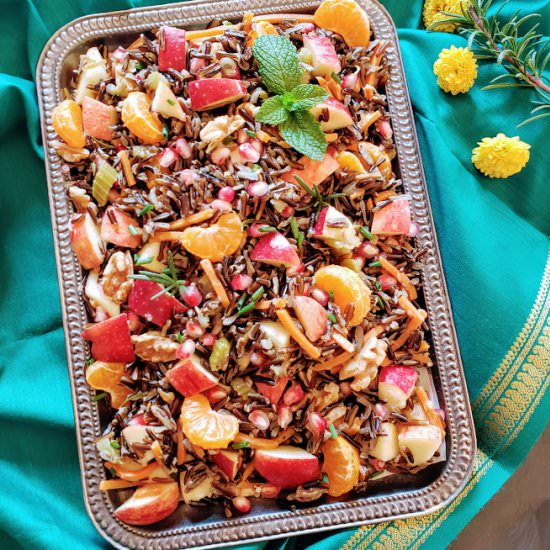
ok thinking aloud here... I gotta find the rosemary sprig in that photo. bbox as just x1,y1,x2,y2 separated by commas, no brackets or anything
294,175,346,212
436,0,550,126
129,250,187,299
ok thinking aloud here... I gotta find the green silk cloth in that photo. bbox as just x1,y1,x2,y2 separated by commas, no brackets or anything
0,0,548,548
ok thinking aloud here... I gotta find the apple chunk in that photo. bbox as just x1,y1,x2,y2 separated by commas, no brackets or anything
371,199,412,236
302,35,341,76
254,446,321,488
82,96,118,141
370,421,399,462
188,78,247,111
114,481,179,526
158,26,187,72
128,279,186,327
398,424,443,466
313,205,361,254
100,206,142,248
82,313,135,363
250,231,301,271
293,296,327,342
379,365,418,410
166,356,218,397
255,376,289,405
281,147,339,189
151,81,186,121
211,450,240,480
310,97,353,131
70,213,105,270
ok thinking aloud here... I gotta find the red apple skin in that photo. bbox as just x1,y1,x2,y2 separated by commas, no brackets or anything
82,96,117,141
256,377,289,405
82,313,135,363
100,207,142,248
281,147,339,189
303,35,341,76
211,450,240,480
70,213,105,270
293,296,327,342
128,279,186,327
158,26,187,72
166,358,218,397
310,97,353,131
254,446,321,488
379,365,418,409
114,481,179,526
250,231,301,270
188,78,247,111
371,199,412,236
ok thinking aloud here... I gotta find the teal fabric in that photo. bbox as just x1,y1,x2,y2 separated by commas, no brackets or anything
0,1,548,549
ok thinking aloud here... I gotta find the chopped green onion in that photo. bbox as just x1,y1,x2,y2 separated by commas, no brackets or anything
110,467,117,476
368,260,382,268
235,301,257,317
222,20,234,26
322,473,329,484
249,286,265,303
251,164,262,172
329,290,335,302
110,440,121,450
86,357,95,367
222,135,234,145
231,441,250,449
290,217,305,247
138,203,154,216
329,423,338,439
360,227,375,241
162,123,169,140
375,280,382,290
370,471,384,479
166,98,176,106
134,254,153,266
258,226,277,233
128,225,140,236
135,62,144,70
328,313,337,324
376,296,384,309
245,129,257,138
175,333,184,343
236,292,248,309
331,71,342,84
92,391,106,402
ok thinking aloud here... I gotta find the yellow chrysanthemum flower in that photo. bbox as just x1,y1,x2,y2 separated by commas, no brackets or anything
472,134,530,179
423,0,469,33
433,45,477,95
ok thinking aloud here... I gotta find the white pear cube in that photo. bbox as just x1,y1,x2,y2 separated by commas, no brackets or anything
398,424,443,466
151,81,186,121
371,422,399,462
259,321,291,352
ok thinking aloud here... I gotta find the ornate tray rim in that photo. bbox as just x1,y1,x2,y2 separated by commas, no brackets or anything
36,1,477,548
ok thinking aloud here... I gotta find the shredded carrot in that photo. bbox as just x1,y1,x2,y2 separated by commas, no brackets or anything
379,256,417,300
99,479,143,491
200,259,230,308
275,309,321,359
106,461,158,482
243,12,254,33
127,36,144,50
234,433,279,450
392,295,427,350
160,209,215,230
359,110,381,132
375,190,397,203
241,461,255,482
365,43,386,87
150,231,185,243
416,387,446,433
252,13,315,24
176,429,186,465
117,150,136,187
275,427,296,444
332,332,355,353
312,350,354,371
186,27,226,41
151,440,164,465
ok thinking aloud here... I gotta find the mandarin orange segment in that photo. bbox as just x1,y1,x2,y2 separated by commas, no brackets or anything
52,100,86,148
322,435,360,496
86,361,131,408
314,0,371,48
181,212,244,262
314,265,371,326
336,151,366,173
360,142,392,181
121,92,164,144
180,394,239,449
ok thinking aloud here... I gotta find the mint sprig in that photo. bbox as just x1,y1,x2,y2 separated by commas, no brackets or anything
253,35,329,160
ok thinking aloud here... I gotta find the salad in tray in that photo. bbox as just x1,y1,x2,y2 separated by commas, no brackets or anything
51,0,446,526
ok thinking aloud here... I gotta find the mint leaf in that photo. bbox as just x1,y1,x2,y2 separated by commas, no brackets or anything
256,95,289,125
252,35,303,95
280,111,327,160
286,84,328,111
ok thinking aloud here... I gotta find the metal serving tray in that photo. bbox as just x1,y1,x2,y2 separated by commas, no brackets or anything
36,1,476,548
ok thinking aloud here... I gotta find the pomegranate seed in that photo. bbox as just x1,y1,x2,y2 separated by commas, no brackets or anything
232,496,251,514
375,118,393,140
249,410,270,431
176,339,196,359
356,242,379,259
180,284,202,307
230,274,253,291
218,186,235,202
342,70,359,91
260,485,280,498
374,403,389,420
210,199,233,212
310,288,329,306
408,222,419,238
249,138,264,156
159,147,178,168
128,413,147,426
239,142,260,163
247,181,269,198
280,205,295,218
249,223,270,238
287,262,305,276
277,404,292,429
173,138,192,159
340,381,352,396
283,384,304,406
204,386,227,403
307,412,328,434
249,351,268,367
370,458,385,472
378,274,397,292
185,320,204,338
178,169,198,186
201,333,216,347
211,146,231,166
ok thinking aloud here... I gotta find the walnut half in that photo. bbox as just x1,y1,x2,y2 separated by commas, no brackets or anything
102,251,134,304
132,332,179,363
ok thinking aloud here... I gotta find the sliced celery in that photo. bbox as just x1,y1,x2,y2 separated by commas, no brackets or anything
92,162,118,206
